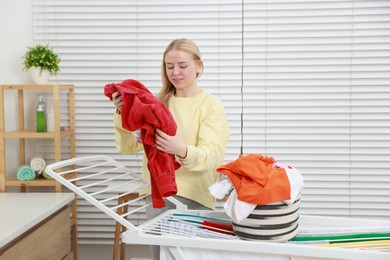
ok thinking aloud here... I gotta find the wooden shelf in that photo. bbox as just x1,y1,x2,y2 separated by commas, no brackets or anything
0,84,78,260
5,178,57,187
1,129,73,138
0,84,76,192
5,172,75,188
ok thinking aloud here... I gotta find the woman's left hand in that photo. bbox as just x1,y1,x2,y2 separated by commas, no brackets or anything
155,129,187,158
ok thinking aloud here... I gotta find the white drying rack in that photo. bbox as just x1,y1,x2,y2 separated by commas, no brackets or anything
45,155,390,260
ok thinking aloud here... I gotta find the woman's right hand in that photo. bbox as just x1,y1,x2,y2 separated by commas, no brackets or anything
112,91,123,110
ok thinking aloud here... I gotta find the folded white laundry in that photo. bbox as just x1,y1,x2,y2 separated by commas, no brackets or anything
224,189,257,223
208,174,233,199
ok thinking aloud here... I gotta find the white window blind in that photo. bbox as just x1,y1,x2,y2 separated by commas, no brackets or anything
32,0,243,244
242,0,390,220
32,0,390,244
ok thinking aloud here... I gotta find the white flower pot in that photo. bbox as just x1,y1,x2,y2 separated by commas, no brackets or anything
30,67,50,85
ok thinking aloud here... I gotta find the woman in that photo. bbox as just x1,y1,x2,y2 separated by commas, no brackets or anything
112,38,230,211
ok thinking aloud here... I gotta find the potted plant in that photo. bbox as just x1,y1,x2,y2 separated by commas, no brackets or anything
23,44,61,84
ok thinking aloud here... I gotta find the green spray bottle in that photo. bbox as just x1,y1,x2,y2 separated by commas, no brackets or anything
36,96,46,132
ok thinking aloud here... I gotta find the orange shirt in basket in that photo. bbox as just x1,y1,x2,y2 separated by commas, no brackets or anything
216,154,291,205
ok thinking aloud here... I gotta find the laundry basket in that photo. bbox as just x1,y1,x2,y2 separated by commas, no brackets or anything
232,196,300,242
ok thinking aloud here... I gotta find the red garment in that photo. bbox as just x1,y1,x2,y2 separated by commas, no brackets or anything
216,154,291,205
202,220,234,236
104,79,180,208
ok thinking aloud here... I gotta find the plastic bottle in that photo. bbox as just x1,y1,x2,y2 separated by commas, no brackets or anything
36,96,46,132
46,104,55,132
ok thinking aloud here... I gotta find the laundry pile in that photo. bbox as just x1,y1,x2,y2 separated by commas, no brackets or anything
210,154,304,242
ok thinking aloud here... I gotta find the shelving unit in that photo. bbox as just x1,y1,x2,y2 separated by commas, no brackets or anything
0,84,78,259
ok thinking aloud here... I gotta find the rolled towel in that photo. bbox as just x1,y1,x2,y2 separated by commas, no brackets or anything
30,156,46,175
17,165,36,181
41,167,53,179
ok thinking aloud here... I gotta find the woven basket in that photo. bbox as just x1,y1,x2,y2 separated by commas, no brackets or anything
232,197,300,242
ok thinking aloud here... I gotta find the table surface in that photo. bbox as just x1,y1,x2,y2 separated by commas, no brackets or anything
0,192,75,248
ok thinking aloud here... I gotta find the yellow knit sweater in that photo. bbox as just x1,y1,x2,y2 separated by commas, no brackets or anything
114,90,230,209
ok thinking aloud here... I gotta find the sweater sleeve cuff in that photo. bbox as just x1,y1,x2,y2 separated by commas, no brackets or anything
178,145,195,165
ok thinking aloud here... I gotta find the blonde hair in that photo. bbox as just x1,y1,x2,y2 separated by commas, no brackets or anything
157,38,203,107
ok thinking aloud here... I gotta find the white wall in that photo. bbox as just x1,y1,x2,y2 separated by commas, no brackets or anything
0,0,32,84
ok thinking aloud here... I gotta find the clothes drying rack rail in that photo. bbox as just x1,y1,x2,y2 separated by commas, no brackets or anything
45,155,390,260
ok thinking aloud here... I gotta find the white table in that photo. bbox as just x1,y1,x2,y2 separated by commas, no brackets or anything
0,192,74,249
